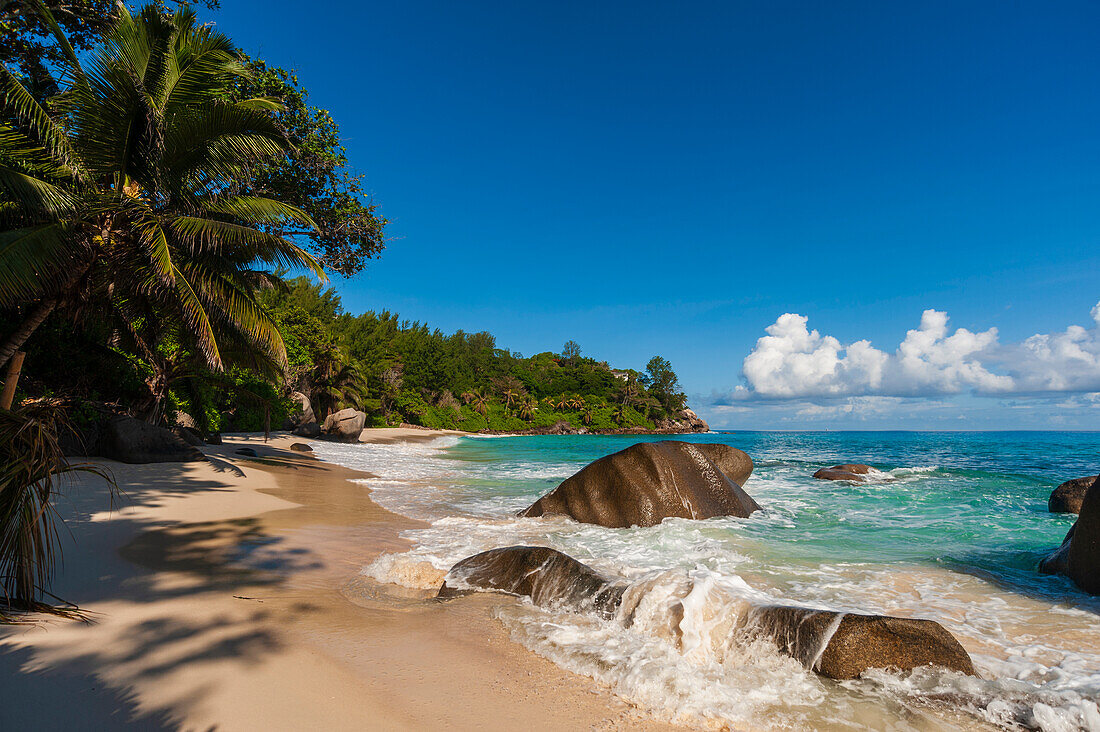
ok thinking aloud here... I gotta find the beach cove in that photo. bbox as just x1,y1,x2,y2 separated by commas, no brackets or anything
0,430,674,731
3,429,1098,730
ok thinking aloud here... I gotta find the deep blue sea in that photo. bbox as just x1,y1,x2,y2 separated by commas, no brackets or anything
312,432,1100,731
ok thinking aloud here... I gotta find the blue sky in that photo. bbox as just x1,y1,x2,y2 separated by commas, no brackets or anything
210,1,1099,429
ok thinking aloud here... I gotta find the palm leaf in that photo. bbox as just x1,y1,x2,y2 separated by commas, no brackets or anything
0,224,81,304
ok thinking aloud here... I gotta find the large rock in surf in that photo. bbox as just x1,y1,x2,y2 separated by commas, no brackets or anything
1040,474,1100,594
438,545,625,619
321,408,366,442
521,441,758,528
749,606,975,680
813,464,875,482
98,415,204,464
1049,475,1098,514
440,546,975,680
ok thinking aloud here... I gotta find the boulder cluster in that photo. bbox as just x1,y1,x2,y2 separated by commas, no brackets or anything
287,393,368,443
439,441,980,681
1041,474,1100,594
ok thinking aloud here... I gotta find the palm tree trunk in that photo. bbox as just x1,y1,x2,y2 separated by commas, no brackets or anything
0,299,57,369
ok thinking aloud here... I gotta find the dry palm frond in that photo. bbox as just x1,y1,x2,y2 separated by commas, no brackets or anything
0,401,115,618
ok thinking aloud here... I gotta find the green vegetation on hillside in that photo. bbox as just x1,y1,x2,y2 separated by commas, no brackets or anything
253,277,690,432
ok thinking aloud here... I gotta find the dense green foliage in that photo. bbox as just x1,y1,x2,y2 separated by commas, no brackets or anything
261,278,689,431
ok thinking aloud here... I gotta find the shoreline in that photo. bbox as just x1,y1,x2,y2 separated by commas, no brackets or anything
0,429,674,730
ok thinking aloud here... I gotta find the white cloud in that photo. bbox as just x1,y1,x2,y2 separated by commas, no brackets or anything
736,302,1100,399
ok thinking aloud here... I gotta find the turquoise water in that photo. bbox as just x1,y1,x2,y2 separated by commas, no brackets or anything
312,432,1100,730
442,432,1094,598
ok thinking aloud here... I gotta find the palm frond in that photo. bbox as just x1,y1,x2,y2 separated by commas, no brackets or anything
0,224,81,304
0,69,85,179
169,215,325,277
0,165,77,215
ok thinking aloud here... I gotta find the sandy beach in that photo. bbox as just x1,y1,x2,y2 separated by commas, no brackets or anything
0,429,674,731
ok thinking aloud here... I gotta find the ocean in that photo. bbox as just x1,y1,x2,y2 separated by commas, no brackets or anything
310,431,1100,731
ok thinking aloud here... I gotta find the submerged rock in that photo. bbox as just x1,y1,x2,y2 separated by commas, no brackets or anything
321,408,366,442
1040,474,1100,594
813,464,875,482
438,546,625,619
520,441,758,528
749,606,975,680
1048,476,1098,514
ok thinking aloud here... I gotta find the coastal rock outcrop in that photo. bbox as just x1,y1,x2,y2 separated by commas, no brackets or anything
1040,473,1100,594
321,408,366,442
749,606,975,680
97,415,204,464
813,464,875,482
438,546,625,619
654,408,710,433
440,546,975,680
283,391,316,431
1048,476,1098,514
293,421,321,438
171,425,204,447
520,441,758,528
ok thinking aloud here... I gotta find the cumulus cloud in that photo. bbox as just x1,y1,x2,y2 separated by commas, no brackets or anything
735,302,1100,399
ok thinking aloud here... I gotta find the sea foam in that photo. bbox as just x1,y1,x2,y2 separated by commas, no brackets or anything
322,433,1100,731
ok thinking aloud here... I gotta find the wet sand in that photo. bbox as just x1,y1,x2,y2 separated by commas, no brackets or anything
0,430,675,731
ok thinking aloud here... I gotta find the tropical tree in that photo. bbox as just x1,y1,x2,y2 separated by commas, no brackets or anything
0,3,324,378
581,406,593,425
468,388,489,421
501,386,519,415
309,345,365,419
645,356,686,413
612,401,629,426
517,395,536,421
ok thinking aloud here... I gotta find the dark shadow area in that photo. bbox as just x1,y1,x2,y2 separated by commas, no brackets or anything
937,552,1100,617
0,643,178,730
0,447,336,729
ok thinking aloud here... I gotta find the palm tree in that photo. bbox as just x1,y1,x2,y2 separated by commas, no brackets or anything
501,387,519,415
612,401,629,425
517,395,536,421
581,406,593,425
309,346,366,420
469,389,490,422
567,395,585,410
0,4,324,374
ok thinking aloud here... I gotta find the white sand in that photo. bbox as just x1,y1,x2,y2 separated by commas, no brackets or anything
0,429,673,731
